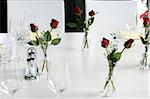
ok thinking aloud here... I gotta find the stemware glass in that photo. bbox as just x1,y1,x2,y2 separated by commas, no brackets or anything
47,59,70,99
0,33,14,61
0,58,23,97
8,10,36,47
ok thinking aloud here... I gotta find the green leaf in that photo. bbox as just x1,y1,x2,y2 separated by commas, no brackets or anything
51,38,61,45
44,31,51,42
28,40,39,46
112,52,121,62
66,22,77,28
75,18,82,30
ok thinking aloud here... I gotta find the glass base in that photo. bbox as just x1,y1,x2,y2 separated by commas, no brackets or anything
82,35,90,51
101,90,116,97
137,64,150,70
101,79,116,97
81,47,90,51
138,53,150,70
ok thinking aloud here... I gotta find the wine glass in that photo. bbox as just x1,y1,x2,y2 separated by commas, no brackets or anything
0,34,14,61
47,59,70,99
8,10,37,47
0,58,23,97
9,19,29,46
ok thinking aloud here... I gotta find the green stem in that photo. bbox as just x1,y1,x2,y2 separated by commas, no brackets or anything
35,32,46,55
79,15,84,28
145,45,148,53
111,79,116,91
83,35,89,49
86,38,89,48
103,66,115,91
105,48,109,56
41,46,48,72
108,67,114,80
41,58,46,72
83,39,86,49
35,32,40,38
121,47,126,54
85,31,88,37
49,28,53,34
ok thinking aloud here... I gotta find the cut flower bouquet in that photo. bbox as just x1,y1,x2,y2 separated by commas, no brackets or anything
139,6,150,69
28,19,61,73
67,6,97,50
101,36,134,96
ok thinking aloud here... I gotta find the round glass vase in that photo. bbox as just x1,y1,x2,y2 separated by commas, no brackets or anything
82,33,90,51
139,45,150,69
102,64,116,97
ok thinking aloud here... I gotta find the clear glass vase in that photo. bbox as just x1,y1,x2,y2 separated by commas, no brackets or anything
82,34,90,51
139,45,150,69
40,45,49,75
41,53,48,73
102,66,116,97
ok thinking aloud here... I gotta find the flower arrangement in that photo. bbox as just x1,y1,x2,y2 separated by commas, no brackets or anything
28,19,61,73
139,6,150,68
101,36,134,96
67,6,97,50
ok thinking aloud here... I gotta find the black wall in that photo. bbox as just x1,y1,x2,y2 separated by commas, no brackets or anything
0,0,7,33
64,0,85,32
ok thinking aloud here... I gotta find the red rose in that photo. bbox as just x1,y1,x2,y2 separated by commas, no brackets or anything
124,39,134,48
50,19,59,29
140,10,150,27
73,6,82,15
88,10,95,16
30,23,38,32
143,17,150,27
101,38,109,48
140,10,148,19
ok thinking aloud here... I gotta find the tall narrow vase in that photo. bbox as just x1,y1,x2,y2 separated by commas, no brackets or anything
82,32,90,51
41,45,48,74
102,63,116,97
139,45,150,69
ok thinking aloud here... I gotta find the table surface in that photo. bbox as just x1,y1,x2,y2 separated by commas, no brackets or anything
0,33,150,99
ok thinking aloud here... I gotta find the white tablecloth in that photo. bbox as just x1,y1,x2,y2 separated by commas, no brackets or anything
0,33,149,99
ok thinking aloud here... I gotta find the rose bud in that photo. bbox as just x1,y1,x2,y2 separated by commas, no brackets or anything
101,38,109,48
30,23,38,32
124,39,134,48
140,10,148,19
89,10,95,16
143,17,150,27
73,6,82,15
50,19,59,29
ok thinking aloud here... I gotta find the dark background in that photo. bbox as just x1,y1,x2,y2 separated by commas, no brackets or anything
0,0,7,33
64,0,85,32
